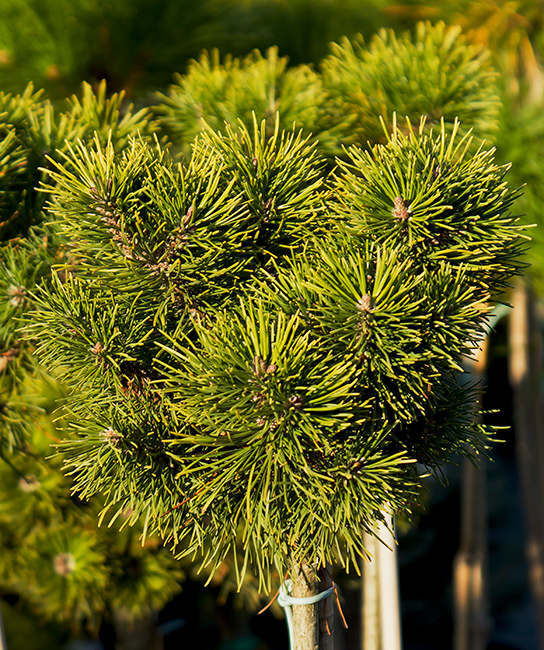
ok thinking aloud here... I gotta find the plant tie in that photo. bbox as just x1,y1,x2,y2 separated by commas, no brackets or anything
278,579,336,649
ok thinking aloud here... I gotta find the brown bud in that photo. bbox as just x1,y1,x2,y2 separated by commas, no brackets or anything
7,284,26,308
392,196,411,221
53,553,76,577
89,342,106,355
357,294,375,313
287,395,304,411
253,355,267,377
183,205,194,227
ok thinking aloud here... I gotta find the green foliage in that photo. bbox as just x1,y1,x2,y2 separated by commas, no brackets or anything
0,80,155,241
0,0,391,99
321,21,501,147
0,16,528,613
0,80,156,453
0,82,183,632
29,115,525,590
41,118,326,311
331,118,524,294
0,384,184,630
495,97,544,292
154,21,501,159
156,48,337,156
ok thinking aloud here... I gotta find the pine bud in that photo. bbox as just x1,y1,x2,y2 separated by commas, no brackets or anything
89,342,107,355
7,284,26,308
253,356,276,378
53,553,76,577
287,395,304,411
182,205,194,227
262,198,273,222
100,427,122,446
392,196,411,221
357,294,375,313
18,475,41,493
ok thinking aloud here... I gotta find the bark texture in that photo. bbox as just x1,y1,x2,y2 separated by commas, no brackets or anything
291,561,321,650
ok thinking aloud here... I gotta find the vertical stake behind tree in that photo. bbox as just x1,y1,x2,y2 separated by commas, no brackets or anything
509,278,544,650
453,336,491,650
361,515,402,650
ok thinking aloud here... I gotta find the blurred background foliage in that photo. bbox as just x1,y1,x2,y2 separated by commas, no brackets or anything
1,1,544,649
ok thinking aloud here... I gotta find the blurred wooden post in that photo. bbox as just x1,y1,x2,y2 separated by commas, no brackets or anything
361,531,379,650
509,278,544,650
453,337,491,650
361,514,402,650
0,602,7,650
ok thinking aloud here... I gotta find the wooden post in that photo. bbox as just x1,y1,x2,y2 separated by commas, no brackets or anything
453,337,491,650
360,533,379,650
0,602,7,650
361,514,402,650
509,278,544,650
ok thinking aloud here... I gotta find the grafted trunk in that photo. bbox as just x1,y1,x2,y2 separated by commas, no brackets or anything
291,562,321,650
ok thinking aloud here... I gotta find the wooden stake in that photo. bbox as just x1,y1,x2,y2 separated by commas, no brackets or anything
361,514,402,650
509,278,544,650
453,336,491,650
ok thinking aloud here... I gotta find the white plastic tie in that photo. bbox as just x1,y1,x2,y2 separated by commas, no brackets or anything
278,579,336,649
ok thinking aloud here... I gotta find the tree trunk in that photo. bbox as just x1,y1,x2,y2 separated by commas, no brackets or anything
453,337,491,650
360,514,402,650
291,562,321,650
509,278,544,650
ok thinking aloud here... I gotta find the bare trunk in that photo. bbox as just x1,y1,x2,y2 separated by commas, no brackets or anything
509,278,544,650
291,561,321,650
453,337,491,650
360,514,402,650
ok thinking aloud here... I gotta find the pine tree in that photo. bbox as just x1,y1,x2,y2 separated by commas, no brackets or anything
2,21,528,649
0,82,184,643
30,126,524,650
